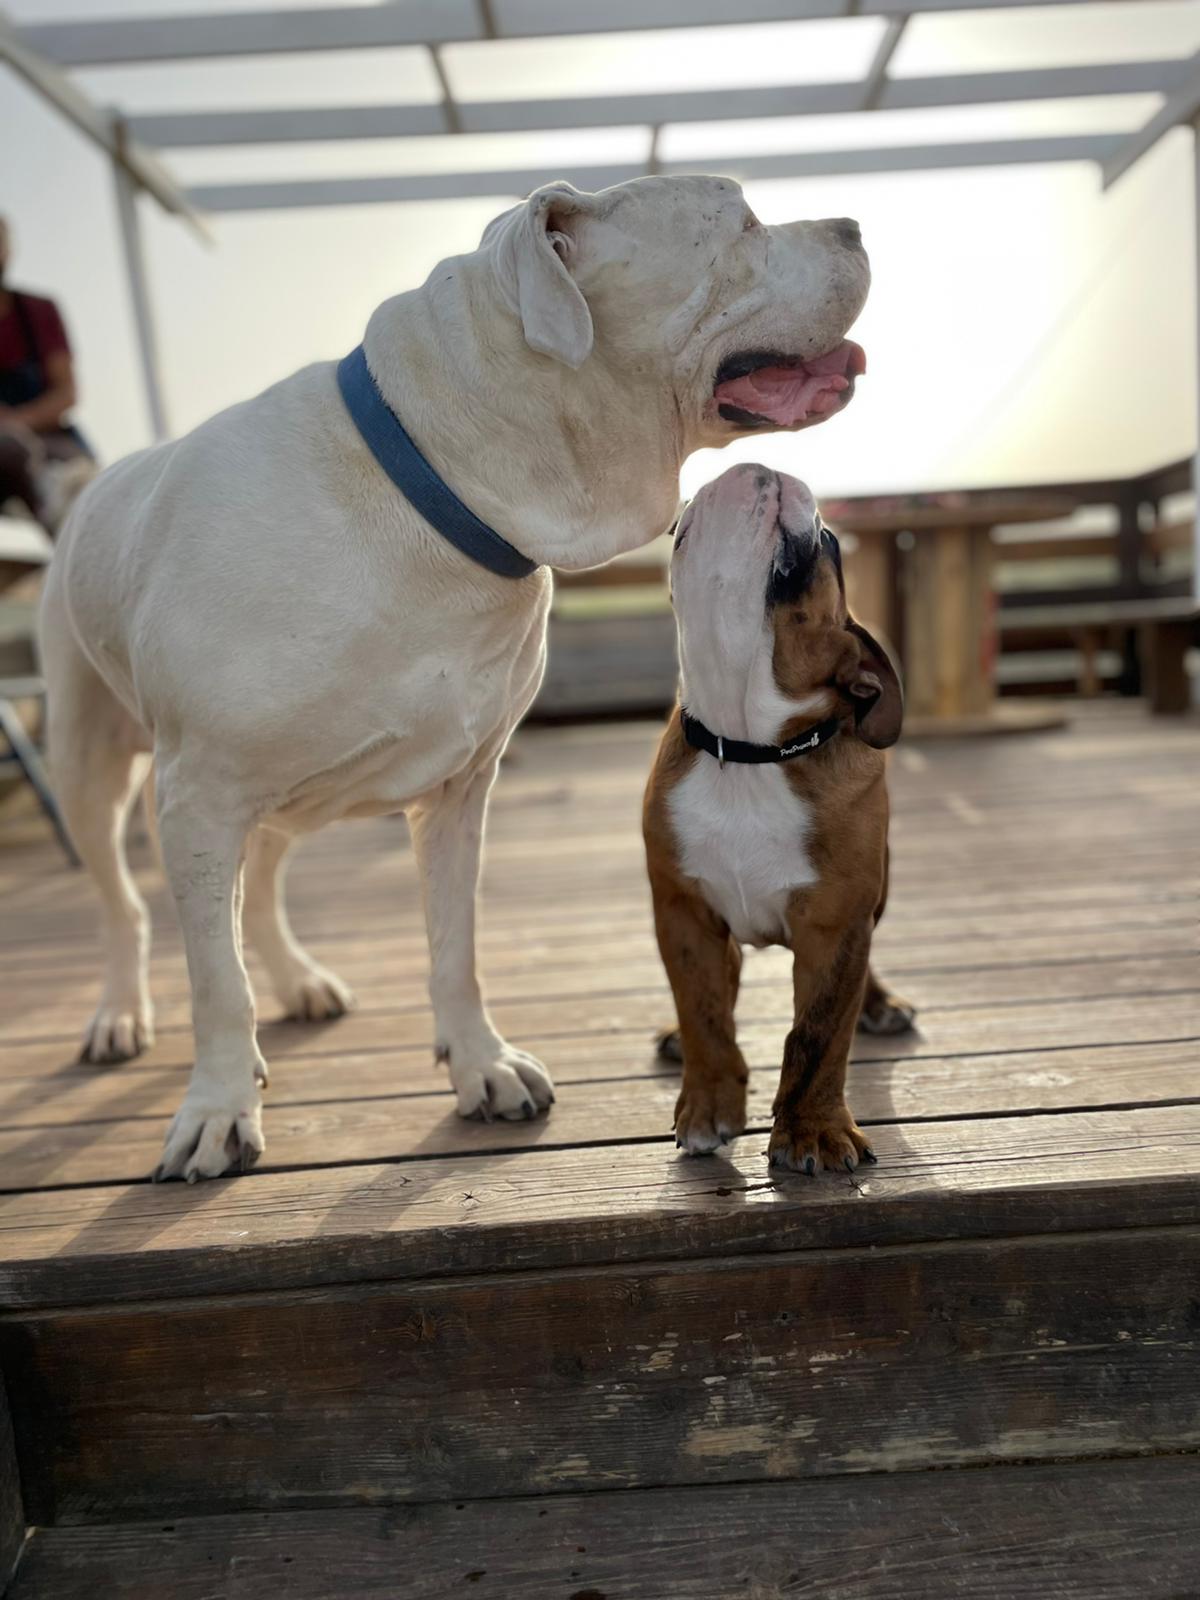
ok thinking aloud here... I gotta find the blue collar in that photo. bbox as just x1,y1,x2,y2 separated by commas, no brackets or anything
336,344,539,580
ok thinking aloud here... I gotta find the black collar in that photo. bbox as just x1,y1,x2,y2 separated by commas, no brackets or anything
681,708,842,767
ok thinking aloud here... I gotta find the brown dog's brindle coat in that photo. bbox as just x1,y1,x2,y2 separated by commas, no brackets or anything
644,529,912,1172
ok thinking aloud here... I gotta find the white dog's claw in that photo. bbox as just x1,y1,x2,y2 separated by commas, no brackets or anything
448,1039,556,1123
283,967,356,1023
80,1006,155,1065
156,1095,265,1182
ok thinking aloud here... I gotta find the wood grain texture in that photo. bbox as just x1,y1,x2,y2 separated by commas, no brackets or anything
2,1035,1198,1192
2,1029,1195,1136
0,1377,23,1596
9,1455,1200,1599
4,989,1196,1093
5,1226,1198,1522
2,1105,1200,1312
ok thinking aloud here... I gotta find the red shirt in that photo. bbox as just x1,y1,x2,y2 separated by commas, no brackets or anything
0,291,70,374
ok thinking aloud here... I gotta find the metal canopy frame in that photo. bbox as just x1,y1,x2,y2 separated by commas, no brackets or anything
3,1,1200,577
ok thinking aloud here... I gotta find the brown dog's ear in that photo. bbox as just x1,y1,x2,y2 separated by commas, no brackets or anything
838,620,903,748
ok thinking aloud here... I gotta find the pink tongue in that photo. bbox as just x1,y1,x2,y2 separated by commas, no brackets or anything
714,340,866,426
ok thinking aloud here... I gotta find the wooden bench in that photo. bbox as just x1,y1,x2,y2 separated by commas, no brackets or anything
1000,595,1199,713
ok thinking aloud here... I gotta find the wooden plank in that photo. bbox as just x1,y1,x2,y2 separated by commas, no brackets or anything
1,1106,1199,1311
0,892,1186,1000
9,1455,1200,1599
0,1377,23,1596
1,924,1193,1036
0,908,1192,1038
3,961,1195,1068
1142,618,1195,714
2,1037,1198,1192
3,831,1188,942
844,530,894,640
1,994,1196,1117
5,1223,1198,1521
0,879,1190,971
1,1033,1194,1142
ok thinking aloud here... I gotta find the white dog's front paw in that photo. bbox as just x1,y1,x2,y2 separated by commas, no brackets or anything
278,962,356,1022
80,1000,155,1065
154,1088,265,1183
441,1037,556,1122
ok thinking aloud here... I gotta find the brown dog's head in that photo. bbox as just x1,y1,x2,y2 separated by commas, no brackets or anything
670,463,902,749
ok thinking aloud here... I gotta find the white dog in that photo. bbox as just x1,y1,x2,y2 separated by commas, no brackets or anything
40,175,869,1181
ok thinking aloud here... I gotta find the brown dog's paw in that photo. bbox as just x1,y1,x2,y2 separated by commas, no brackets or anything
655,1027,683,1063
674,1079,747,1156
768,1103,875,1176
857,979,917,1036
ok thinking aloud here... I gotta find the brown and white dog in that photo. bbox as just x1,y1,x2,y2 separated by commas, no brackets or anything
643,463,915,1173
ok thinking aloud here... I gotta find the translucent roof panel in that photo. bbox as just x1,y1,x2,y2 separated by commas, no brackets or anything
443,18,886,102
7,0,372,18
893,0,1200,76
166,126,651,186
72,48,442,113
661,94,1165,162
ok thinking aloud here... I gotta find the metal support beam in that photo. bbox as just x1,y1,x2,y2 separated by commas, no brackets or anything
428,46,463,136
21,0,1158,68
111,122,170,441
1102,51,1200,190
0,8,207,236
187,134,1121,212
128,61,1190,150
860,13,907,112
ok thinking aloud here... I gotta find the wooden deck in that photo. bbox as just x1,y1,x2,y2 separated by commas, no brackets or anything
1,700,1198,1597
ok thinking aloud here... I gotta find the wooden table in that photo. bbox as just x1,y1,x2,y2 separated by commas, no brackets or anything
828,494,1076,735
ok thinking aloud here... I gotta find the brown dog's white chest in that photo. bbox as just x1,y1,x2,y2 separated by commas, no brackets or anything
666,757,816,947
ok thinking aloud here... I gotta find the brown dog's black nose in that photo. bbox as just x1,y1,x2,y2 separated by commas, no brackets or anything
830,217,863,250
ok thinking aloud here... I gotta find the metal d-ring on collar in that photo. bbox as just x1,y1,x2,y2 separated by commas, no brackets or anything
681,708,843,766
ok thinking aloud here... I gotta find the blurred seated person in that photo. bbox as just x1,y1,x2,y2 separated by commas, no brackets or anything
0,215,94,531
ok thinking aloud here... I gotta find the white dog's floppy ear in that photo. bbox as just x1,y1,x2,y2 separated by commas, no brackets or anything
484,183,595,369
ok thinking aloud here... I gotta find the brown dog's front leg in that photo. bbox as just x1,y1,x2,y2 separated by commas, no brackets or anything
856,843,917,1036
769,908,875,1175
649,873,748,1154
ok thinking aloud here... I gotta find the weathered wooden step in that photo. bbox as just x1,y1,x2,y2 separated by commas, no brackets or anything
8,1455,1200,1599
4,1220,1199,1523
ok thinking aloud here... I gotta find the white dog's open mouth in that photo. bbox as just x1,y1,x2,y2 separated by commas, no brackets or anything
713,340,867,428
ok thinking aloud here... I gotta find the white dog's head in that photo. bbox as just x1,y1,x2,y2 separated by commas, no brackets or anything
482,174,869,450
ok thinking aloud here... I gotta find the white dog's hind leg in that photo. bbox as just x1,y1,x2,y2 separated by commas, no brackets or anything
153,783,266,1180
409,767,555,1121
43,615,155,1064
243,824,355,1021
